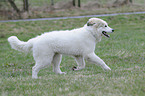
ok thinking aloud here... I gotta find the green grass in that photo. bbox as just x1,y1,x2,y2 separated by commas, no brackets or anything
0,14,145,96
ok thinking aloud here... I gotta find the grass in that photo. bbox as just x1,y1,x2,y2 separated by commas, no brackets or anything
0,14,145,96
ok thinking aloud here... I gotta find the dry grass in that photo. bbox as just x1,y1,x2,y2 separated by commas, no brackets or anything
0,0,145,20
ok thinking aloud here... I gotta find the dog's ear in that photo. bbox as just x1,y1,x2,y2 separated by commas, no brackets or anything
87,21,95,26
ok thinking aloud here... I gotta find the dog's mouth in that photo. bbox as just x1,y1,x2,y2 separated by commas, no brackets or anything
102,31,110,38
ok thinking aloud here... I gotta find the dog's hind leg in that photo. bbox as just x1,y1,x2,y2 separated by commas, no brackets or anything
86,53,111,71
52,54,66,74
73,56,85,71
32,53,54,79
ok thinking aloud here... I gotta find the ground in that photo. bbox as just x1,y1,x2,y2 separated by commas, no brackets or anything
0,14,145,96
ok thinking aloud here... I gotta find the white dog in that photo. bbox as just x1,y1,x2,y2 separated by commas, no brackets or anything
8,18,114,79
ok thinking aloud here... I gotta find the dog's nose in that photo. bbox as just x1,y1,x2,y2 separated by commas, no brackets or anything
112,29,114,32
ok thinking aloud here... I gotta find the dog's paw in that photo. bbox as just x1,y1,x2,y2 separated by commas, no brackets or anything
103,66,111,71
72,66,85,71
72,66,77,71
59,72,66,74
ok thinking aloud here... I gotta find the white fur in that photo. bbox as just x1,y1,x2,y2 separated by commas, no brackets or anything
8,18,114,79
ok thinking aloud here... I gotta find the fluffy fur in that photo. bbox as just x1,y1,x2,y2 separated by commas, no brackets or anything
8,18,114,79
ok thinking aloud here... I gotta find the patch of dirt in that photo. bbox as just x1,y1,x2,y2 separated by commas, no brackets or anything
54,1,75,10
82,1,101,9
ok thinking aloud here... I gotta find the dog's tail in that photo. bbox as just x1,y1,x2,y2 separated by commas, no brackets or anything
8,36,34,53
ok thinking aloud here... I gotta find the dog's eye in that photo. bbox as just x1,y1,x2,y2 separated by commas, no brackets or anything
105,25,107,27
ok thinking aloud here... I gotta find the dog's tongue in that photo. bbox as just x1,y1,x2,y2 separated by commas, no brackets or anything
102,31,110,38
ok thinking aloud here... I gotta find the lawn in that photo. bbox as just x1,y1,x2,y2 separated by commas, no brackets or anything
0,14,145,96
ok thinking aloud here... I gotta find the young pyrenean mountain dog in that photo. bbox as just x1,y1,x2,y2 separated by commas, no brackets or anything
8,18,114,79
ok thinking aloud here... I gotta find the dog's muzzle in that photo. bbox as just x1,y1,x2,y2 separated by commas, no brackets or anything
102,29,114,38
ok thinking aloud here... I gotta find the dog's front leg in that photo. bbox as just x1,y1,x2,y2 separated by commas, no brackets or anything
73,56,85,71
86,53,111,71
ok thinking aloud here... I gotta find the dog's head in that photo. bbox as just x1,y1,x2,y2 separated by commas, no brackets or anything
87,18,114,38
